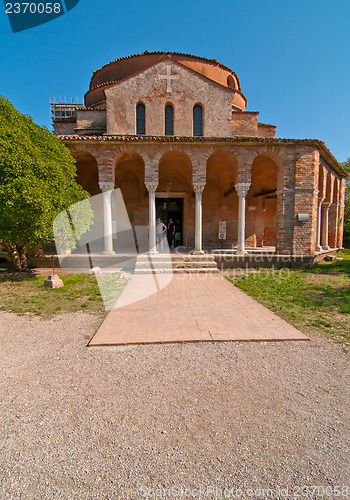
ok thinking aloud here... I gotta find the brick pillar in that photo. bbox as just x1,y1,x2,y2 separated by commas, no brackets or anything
97,154,115,186
337,178,346,249
292,148,319,255
235,150,254,254
275,150,296,255
275,188,295,254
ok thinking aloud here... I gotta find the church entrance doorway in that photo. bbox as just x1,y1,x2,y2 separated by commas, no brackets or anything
156,197,183,246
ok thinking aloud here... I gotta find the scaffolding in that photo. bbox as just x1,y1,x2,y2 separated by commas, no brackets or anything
50,97,83,123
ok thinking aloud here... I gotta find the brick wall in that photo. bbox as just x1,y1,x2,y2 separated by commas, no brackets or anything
104,61,234,137
76,109,106,134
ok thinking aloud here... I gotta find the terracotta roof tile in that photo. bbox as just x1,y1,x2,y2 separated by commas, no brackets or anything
93,51,236,76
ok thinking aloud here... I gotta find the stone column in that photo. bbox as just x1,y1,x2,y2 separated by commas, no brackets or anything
316,197,324,252
236,183,250,255
99,182,115,256
145,182,158,253
193,185,205,254
321,202,331,251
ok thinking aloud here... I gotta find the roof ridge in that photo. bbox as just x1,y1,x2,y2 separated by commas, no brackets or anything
91,51,238,80
86,58,246,102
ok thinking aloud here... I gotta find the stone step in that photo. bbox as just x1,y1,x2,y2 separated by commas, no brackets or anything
172,262,217,268
136,254,216,261
134,267,219,274
135,261,218,269
134,253,219,274
135,260,217,265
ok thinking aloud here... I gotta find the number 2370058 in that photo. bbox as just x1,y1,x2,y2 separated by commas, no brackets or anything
5,3,62,14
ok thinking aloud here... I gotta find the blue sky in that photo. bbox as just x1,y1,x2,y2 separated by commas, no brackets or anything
0,0,349,162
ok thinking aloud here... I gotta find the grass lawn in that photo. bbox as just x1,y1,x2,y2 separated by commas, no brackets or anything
0,269,127,318
227,248,350,352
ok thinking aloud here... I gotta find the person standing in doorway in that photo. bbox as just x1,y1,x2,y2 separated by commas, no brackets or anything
174,219,182,247
156,218,167,251
167,218,175,248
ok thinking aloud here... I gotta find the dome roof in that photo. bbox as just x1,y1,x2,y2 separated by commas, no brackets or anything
85,51,246,110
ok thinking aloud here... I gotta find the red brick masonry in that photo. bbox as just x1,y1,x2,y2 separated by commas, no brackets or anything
89,275,309,346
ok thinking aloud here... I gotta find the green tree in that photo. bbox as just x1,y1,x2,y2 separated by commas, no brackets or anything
342,158,350,243
0,96,92,270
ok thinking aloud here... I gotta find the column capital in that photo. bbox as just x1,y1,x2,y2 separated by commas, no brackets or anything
318,196,325,203
235,183,251,198
193,184,205,195
322,201,332,210
99,182,114,193
145,182,158,193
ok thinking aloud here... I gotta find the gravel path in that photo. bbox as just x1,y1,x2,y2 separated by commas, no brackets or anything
0,311,349,499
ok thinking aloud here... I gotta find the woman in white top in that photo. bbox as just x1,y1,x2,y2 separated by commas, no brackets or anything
156,218,167,251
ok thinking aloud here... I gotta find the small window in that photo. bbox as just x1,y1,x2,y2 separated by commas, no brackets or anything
193,104,203,137
227,75,235,89
136,103,145,135
165,104,174,136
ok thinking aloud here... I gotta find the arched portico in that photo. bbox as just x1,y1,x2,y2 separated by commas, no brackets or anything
321,171,332,250
204,150,238,248
63,138,346,259
247,154,278,248
316,167,325,251
328,178,339,248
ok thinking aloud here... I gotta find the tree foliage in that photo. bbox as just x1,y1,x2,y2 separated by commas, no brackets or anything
0,96,92,269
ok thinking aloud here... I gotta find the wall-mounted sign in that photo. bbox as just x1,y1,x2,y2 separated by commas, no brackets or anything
218,220,226,240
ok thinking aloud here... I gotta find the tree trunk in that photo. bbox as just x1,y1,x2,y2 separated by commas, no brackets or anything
18,246,28,271
0,242,28,271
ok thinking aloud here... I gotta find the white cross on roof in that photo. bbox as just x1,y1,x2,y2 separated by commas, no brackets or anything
159,65,180,93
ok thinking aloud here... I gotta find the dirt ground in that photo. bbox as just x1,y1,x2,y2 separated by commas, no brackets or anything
0,311,349,499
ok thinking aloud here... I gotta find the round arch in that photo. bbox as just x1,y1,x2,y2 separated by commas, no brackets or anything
247,153,279,247
71,149,100,196
318,167,325,198
158,150,192,192
204,150,238,247
324,171,332,202
114,150,146,224
333,177,339,203
157,150,193,246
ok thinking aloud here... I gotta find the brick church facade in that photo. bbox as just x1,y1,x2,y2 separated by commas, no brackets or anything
53,51,347,256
